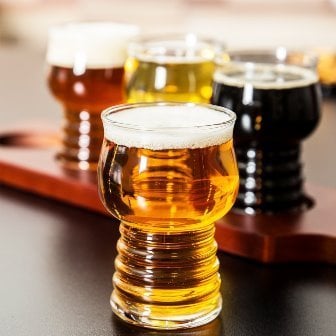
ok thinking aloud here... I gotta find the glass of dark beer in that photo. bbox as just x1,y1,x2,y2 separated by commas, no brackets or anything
125,34,225,103
46,22,139,170
211,49,321,214
98,102,239,329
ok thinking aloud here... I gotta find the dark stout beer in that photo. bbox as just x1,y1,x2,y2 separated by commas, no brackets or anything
212,63,321,213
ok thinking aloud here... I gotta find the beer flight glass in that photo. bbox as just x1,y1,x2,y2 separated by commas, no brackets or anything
211,49,321,214
98,102,239,329
46,22,139,170
125,34,225,103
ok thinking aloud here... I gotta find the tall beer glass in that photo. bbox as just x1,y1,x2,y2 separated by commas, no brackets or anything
46,22,139,170
211,50,321,214
98,102,238,329
125,34,224,103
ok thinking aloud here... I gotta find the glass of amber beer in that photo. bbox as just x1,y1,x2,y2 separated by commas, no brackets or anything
125,34,224,103
98,102,239,329
46,22,139,170
211,50,321,214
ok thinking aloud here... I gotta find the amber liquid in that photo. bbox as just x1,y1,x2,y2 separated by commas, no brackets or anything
318,52,336,86
98,139,239,329
317,52,336,97
47,66,124,169
125,58,215,103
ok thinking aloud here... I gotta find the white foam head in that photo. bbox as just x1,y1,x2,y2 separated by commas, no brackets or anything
102,103,235,150
214,63,318,89
46,22,139,69
128,34,223,64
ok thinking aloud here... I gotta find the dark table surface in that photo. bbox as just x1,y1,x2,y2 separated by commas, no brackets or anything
1,44,336,336
1,184,336,336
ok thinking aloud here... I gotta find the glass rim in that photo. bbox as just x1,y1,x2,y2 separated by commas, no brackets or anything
213,62,319,89
127,32,226,59
215,46,318,68
101,102,236,132
128,32,225,45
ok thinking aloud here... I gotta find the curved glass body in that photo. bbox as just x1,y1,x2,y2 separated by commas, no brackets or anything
125,34,225,103
98,102,238,329
211,50,321,214
46,22,139,170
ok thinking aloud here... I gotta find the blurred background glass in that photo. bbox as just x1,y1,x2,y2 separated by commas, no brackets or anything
45,22,138,170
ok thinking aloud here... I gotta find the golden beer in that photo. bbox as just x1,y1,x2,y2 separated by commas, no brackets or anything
125,34,224,103
316,49,336,97
98,102,239,329
46,22,139,170
318,52,336,85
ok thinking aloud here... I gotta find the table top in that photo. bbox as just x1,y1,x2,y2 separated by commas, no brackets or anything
1,185,336,336
1,44,336,336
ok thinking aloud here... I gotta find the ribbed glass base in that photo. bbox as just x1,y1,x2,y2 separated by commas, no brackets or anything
110,220,222,330
56,109,103,170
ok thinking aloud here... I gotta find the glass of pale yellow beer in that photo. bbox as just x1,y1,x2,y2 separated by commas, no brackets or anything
125,34,225,103
46,22,139,170
98,102,239,329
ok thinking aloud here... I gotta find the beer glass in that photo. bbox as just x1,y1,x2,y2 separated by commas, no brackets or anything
98,102,238,329
211,49,321,214
125,34,225,103
46,22,139,170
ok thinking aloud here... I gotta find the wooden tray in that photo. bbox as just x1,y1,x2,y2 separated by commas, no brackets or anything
0,130,105,214
1,130,336,264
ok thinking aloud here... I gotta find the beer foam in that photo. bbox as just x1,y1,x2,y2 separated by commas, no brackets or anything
46,22,139,68
103,104,235,150
213,63,318,89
